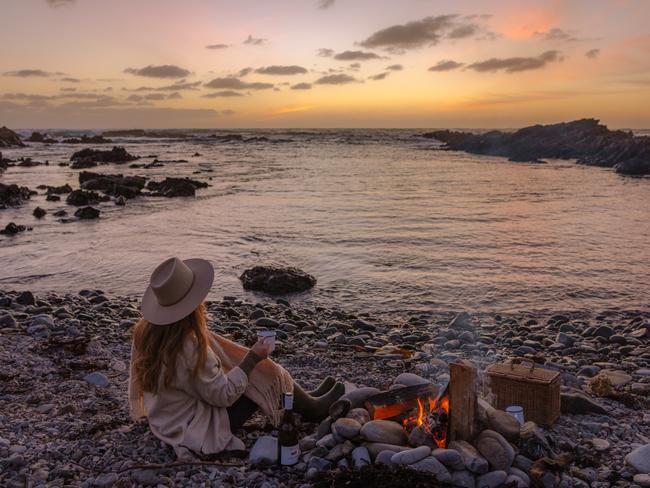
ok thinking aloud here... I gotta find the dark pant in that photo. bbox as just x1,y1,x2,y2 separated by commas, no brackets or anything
227,395,258,431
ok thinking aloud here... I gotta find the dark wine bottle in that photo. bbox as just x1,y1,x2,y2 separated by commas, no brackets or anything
277,392,300,466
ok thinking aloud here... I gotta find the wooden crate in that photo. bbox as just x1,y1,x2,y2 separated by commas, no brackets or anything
486,359,561,427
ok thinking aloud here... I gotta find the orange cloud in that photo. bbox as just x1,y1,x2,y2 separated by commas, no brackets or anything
495,6,559,40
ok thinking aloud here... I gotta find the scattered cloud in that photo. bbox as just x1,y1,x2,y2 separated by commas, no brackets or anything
318,48,335,57
206,44,230,50
333,50,382,61
61,77,81,83
359,15,456,51
534,28,578,42
167,92,182,100
448,24,479,39
130,80,202,92
243,34,267,45
467,50,562,73
144,93,167,101
317,0,335,9
204,77,274,90
585,48,600,59
2,93,54,102
201,91,245,98
238,67,254,77
124,65,191,79
291,82,312,90
369,72,389,81
4,69,52,77
127,94,144,103
314,74,358,85
255,65,308,75
349,63,361,71
428,60,464,72
46,0,75,7
386,64,403,71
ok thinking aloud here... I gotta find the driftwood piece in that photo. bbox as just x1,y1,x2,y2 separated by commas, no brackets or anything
365,383,438,420
449,360,477,442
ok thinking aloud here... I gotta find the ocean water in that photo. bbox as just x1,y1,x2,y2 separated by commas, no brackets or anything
1,129,649,315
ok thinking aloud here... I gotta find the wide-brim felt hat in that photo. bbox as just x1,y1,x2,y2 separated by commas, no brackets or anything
141,257,214,325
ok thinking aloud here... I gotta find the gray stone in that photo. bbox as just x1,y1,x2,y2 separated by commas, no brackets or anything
255,317,279,328
360,420,407,445
332,418,361,439
93,473,118,487
31,314,54,327
477,470,507,488
561,391,608,415
375,450,395,466
351,446,371,469
452,470,476,488
504,474,528,487
432,447,465,469
391,445,431,465
477,430,515,471
317,417,333,439
346,407,370,425
0,314,16,328
299,435,317,452
634,474,650,487
341,387,381,408
363,442,409,460
450,312,473,330
83,372,109,387
410,456,452,483
486,409,520,442
394,373,430,387
249,436,277,467
449,440,489,474
316,433,336,449
626,444,650,474
509,467,530,485
307,456,331,472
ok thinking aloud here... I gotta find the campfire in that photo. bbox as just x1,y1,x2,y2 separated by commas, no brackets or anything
363,382,450,449
402,395,450,449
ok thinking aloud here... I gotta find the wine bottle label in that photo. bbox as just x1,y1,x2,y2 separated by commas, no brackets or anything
280,444,300,465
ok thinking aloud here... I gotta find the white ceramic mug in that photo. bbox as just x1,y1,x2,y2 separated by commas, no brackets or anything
257,330,276,353
506,405,525,425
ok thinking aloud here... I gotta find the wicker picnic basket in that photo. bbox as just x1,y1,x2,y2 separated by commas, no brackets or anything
486,358,561,427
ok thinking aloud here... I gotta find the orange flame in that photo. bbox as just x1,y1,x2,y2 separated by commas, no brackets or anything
401,394,450,449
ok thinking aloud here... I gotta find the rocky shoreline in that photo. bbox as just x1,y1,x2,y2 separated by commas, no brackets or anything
1,289,649,487
424,119,650,176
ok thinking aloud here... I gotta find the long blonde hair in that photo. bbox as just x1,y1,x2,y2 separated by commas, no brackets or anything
131,303,209,393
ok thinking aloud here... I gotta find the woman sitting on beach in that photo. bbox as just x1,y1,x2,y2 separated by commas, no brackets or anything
128,257,344,459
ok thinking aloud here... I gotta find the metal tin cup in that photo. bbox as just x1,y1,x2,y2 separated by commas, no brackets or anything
257,330,276,353
506,405,525,425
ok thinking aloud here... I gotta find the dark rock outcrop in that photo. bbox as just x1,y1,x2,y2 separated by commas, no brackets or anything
79,171,146,199
0,222,28,235
33,207,46,219
424,119,650,176
146,177,208,197
26,132,58,144
0,126,24,147
45,184,73,195
70,146,138,169
66,189,108,206
74,206,100,220
240,265,317,294
0,183,35,208
62,135,112,144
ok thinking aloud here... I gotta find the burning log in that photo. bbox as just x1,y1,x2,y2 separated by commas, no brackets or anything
449,360,478,443
364,383,438,421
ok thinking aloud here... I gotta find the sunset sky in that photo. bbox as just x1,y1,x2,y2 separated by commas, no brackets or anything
1,0,649,129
